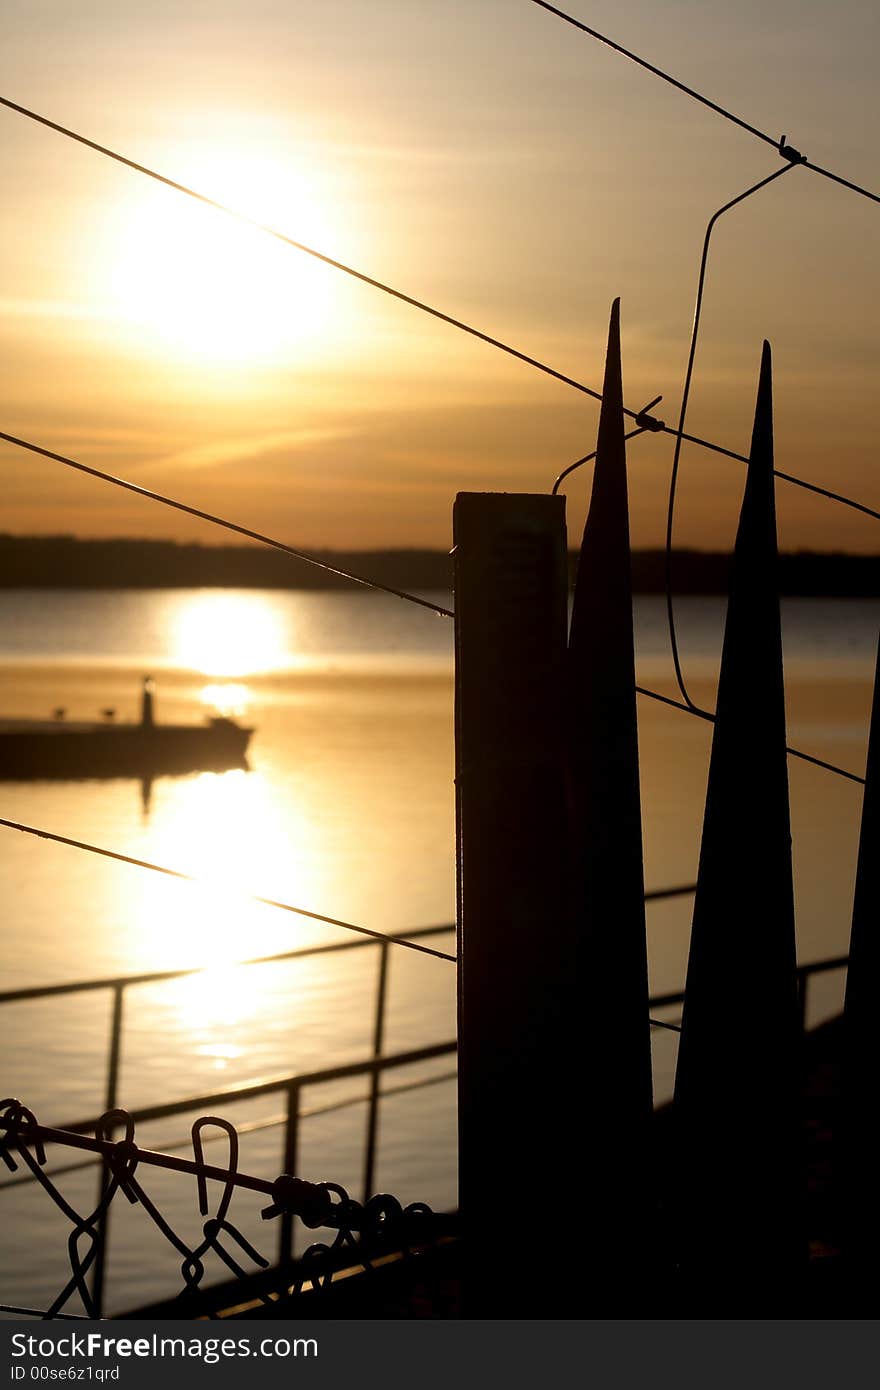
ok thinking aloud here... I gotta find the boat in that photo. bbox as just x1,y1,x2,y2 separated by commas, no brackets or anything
0,677,253,779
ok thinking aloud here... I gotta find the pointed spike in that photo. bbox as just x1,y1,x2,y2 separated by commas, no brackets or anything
567,300,651,1289
570,299,630,638
595,297,624,453
674,342,802,1294
748,340,774,473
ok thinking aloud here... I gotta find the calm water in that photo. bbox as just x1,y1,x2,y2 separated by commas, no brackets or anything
0,588,877,1314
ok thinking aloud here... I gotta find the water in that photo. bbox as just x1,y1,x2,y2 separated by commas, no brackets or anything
0,587,876,1314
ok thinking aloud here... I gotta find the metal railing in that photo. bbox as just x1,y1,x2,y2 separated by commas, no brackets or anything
0,923,456,1314
0,897,851,1313
0,924,454,1150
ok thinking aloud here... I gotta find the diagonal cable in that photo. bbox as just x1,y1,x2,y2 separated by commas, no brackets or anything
527,1,880,206
0,430,453,619
0,816,457,963
0,98,878,524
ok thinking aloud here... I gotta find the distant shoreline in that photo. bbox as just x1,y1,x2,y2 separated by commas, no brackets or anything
1,534,879,596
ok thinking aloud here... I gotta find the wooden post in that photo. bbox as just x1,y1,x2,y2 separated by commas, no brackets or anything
567,299,652,1293
454,492,575,1317
841,632,880,1280
673,343,803,1299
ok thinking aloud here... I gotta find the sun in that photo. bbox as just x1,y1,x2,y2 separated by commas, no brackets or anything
102,141,342,365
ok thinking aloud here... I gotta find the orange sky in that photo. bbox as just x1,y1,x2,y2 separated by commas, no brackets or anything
0,0,878,554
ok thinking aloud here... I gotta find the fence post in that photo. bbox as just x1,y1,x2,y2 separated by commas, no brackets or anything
454,490,575,1317
841,632,880,1279
673,342,803,1299
567,298,652,1291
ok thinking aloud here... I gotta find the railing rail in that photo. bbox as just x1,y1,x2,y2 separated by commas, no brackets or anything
0,892,853,1315
0,923,455,1004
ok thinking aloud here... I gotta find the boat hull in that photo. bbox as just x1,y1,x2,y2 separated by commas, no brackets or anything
0,722,252,779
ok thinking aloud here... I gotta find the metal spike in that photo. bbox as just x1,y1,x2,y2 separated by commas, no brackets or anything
568,299,652,1287
674,342,804,1293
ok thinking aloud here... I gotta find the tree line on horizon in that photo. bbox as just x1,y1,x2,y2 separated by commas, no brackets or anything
0,533,878,596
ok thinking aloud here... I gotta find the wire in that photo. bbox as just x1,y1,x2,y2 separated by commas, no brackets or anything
676,438,880,523
2,92,879,528
0,429,865,786
5,417,876,612
552,424,649,494
0,429,863,784
0,430,453,619
643,883,698,902
666,162,801,712
0,1114,278,1201
0,94,603,412
527,1,880,207
0,929,455,1005
635,684,866,785
0,104,871,789
0,817,457,963
0,1073,461,1194
528,1,779,147
803,156,880,208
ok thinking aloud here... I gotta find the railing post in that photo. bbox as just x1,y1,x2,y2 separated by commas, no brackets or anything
91,982,124,1317
279,1081,301,1265
673,342,803,1299
841,632,880,1278
567,298,652,1292
454,489,575,1317
362,940,389,1203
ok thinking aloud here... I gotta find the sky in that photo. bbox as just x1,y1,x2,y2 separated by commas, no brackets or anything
0,0,877,552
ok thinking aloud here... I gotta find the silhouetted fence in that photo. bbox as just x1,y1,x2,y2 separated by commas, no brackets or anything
0,294,874,1315
453,301,879,1315
1,15,877,1319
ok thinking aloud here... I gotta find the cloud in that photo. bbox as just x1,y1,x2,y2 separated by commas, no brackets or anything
147,428,354,475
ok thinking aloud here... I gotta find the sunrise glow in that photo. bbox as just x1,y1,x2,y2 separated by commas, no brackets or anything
102,142,342,365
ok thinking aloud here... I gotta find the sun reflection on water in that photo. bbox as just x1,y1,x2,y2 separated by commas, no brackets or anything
200,682,251,717
124,760,336,1064
172,592,289,676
